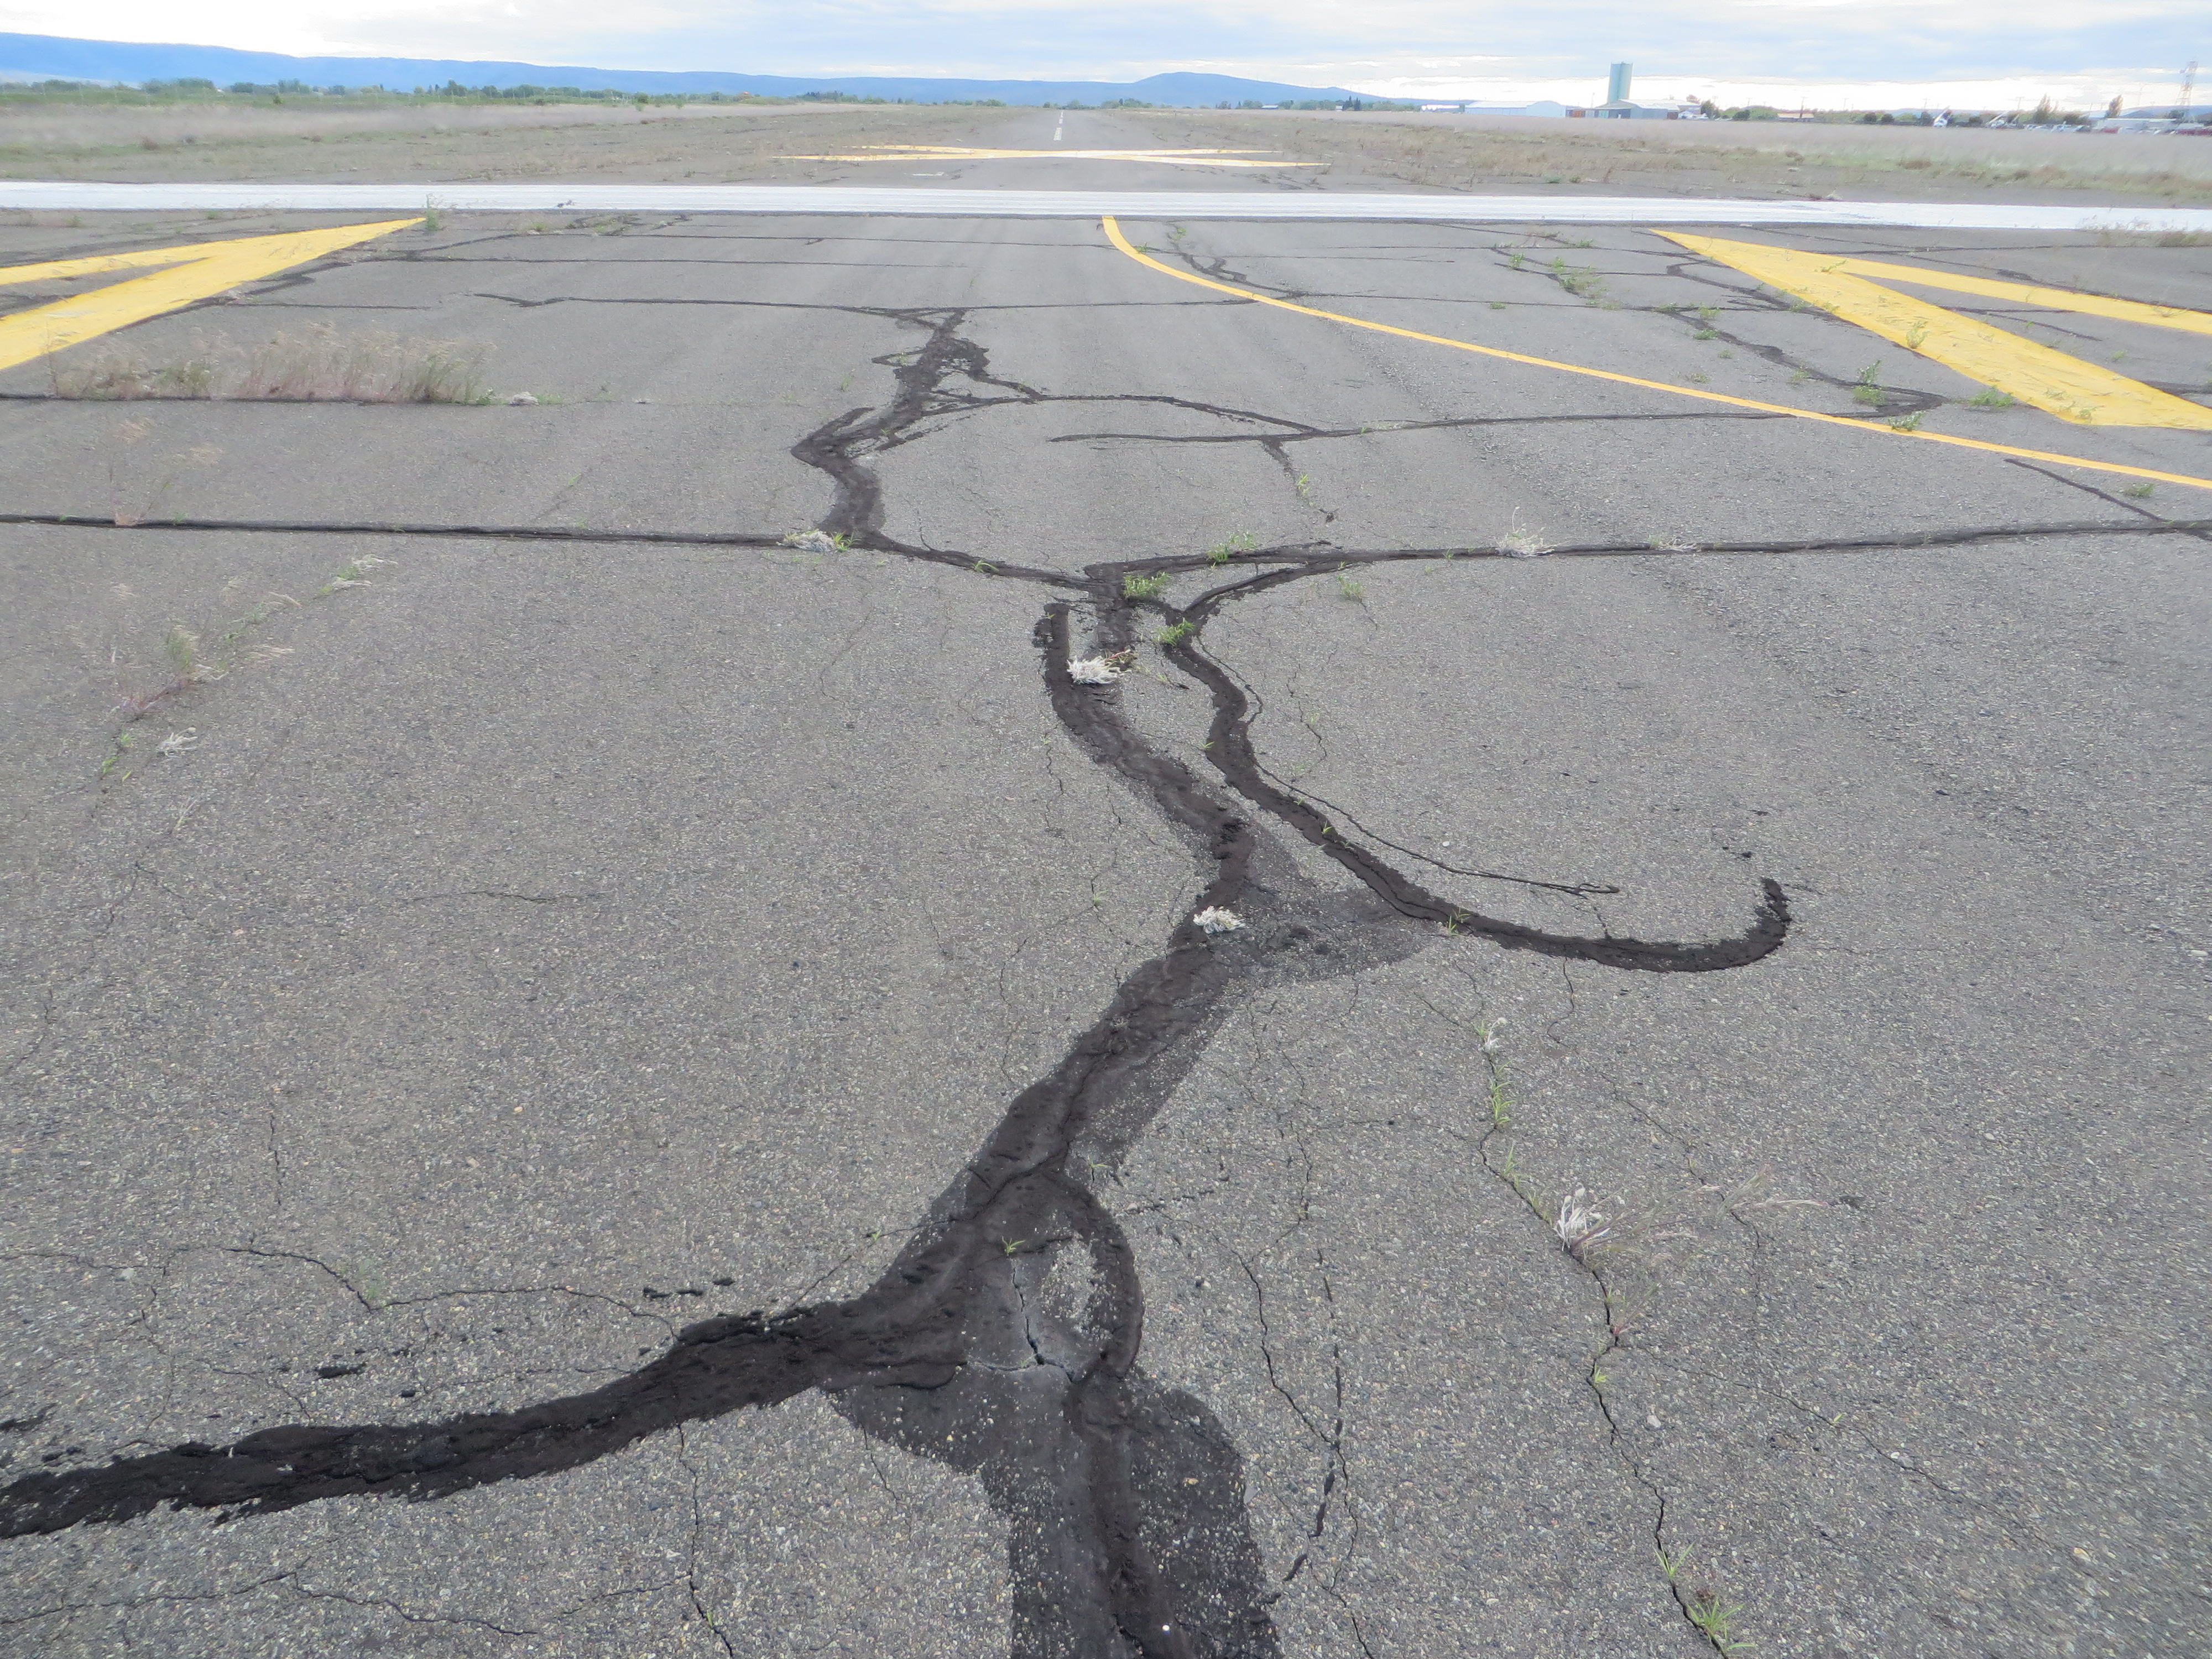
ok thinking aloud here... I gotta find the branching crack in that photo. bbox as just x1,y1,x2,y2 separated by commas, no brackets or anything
19,290,2072,1659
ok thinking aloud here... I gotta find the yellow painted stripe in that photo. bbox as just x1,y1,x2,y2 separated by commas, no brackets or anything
0,241,224,285
1099,215,2212,494
1660,232,2212,429
1825,254,2212,339
0,220,421,374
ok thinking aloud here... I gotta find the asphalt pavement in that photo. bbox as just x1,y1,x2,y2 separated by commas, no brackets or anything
1,112,2206,1659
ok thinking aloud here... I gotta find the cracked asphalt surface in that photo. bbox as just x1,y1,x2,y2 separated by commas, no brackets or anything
2,114,2208,1658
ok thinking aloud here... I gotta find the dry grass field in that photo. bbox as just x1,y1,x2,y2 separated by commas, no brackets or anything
0,100,1012,185
1126,108,2212,206
2,94,2209,208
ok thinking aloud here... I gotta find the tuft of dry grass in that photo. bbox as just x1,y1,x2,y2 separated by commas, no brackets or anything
1496,510,1553,557
2093,225,2212,247
52,323,492,403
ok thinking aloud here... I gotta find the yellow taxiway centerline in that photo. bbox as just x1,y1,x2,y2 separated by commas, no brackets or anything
0,219,422,374
1658,232,2212,429
1098,215,2212,494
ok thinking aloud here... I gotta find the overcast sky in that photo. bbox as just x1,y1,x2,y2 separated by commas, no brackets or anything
1,1,2203,105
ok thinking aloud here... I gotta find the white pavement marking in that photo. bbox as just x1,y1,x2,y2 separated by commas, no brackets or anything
1,181,2208,231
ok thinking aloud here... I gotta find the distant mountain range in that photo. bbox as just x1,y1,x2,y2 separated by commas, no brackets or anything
0,34,1362,107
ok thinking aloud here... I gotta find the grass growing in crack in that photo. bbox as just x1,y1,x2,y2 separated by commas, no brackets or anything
112,627,216,721
98,728,134,780
103,419,224,526
1156,618,1195,646
1475,1021,1510,1126
163,625,203,685
1496,511,1552,559
1495,1143,1548,1215
1692,326,1719,341
1123,571,1172,599
1551,258,1610,304
1475,1028,1550,1216
1903,320,1929,351
1851,361,1885,406
351,1260,390,1311
1554,1188,1617,1259
1479,1016,1774,1657
102,575,335,745
1964,387,2015,410
1333,565,1366,603
1204,531,1259,566
55,324,493,403
1887,411,1923,432
1685,1587,1752,1653
2122,482,2155,498
215,595,297,653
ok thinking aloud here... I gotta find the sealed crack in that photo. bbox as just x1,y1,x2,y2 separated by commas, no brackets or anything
7,302,1818,1657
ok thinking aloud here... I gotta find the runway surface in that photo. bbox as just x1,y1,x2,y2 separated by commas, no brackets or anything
2,114,2206,1659
5,178,2212,232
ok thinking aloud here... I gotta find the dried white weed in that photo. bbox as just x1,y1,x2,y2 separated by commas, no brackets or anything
1068,650,1135,685
1554,1187,1614,1258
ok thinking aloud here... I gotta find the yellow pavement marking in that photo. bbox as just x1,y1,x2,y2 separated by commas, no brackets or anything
0,220,421,374
784,146,1322,168
1099,215,2212,494
1659,232,2212,429
1808,252,2212,338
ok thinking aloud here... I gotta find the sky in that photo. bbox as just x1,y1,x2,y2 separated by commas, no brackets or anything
0,1,2203,108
